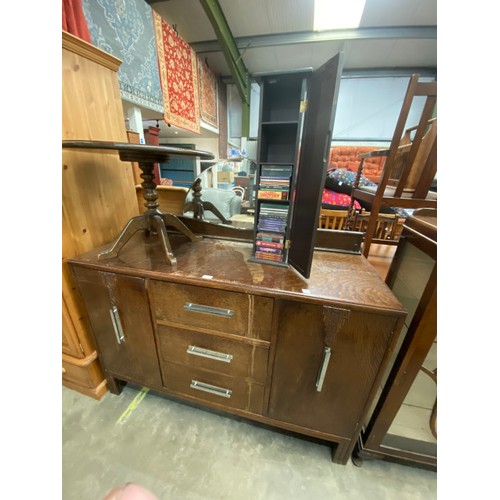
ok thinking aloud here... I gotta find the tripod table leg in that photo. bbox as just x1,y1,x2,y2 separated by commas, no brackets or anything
98,215,149,260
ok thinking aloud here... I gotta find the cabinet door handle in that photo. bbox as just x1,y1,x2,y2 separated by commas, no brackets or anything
187,345,233,363
190,380,232,398
315,347,331,392
184,302,234,318
109,306,125,344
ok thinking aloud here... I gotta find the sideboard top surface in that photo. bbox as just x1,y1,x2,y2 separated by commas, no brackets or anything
69,234,405,315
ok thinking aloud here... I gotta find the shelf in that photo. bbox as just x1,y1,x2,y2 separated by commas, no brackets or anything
259,161,295,166
247,256,289,268
250,72,306,267
261,74,304,122
259,123,299,164
261,120,299,126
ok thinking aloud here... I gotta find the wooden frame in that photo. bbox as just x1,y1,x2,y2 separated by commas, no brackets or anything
354,209,437,470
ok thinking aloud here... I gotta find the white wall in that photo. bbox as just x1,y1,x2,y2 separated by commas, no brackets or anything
160,137,219,176
332,75,435,145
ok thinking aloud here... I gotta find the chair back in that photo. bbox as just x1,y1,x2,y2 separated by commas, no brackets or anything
318,209,348,230
380,75,437,200
232,186,246,198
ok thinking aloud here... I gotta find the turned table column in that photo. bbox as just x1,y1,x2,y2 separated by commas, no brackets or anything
62,140,214,265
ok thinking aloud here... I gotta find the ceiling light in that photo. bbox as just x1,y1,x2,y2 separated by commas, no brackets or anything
313,0,366,31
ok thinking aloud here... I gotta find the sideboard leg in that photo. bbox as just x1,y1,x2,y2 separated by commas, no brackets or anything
331,440,351,465
106,375,122,395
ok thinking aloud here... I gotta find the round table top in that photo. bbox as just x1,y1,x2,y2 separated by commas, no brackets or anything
62,140,215,163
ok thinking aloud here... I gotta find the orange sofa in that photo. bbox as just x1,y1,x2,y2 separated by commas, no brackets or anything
328,146,386,183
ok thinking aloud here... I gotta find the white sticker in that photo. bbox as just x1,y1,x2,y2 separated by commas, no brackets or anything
202,275,213,280
302,289,311,294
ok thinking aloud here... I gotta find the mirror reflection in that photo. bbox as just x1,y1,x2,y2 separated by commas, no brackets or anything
182,159,257,228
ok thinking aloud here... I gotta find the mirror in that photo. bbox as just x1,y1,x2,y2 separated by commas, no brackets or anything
182,160,257,229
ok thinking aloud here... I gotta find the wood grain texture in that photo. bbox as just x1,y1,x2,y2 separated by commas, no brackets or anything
268,300,399,438
150,281,251,337
156,325,269,383
161,362,265,414
62,360,107,400
62,30,121,71
62,30,139,397
69,235,406,465
72,267,163,389
71,234,405,316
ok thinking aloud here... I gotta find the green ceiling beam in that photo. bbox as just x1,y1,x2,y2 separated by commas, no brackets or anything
199,0,250,137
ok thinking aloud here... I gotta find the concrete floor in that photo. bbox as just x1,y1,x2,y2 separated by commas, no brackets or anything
62,385,437,500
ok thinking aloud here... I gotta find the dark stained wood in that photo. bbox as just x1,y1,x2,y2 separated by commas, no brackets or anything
268,301,400,437
314,228,363,254
251,296,274,342
150,281,251,337
177,216,254,241
288,52,344,278
62,140,214,163
178,215,364,256
161,361,265,414
70,233,405,316
69,235,405,466
71,267,163,388
357,208,437,470
156,325,269,383
62,140,214,266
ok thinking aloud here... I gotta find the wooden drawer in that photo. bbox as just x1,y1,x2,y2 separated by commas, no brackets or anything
162,362,265,414
150,281,250,337
157,325,269,384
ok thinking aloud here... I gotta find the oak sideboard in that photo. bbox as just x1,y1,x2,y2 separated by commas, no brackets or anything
69,233,405,464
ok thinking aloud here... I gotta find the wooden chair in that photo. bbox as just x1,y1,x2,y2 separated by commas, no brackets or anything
232,186,246,198
136,184,189,215
352,210,405,242
348,74,437,256
318,208,349,230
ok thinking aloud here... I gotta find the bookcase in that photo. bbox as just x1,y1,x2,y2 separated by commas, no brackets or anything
248,72,308,266
249,53,344,277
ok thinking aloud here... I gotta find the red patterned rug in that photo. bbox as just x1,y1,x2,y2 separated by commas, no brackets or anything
198,58,218,128
153,11,200,134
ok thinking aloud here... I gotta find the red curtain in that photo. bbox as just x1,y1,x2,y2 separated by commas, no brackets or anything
62,0,91,43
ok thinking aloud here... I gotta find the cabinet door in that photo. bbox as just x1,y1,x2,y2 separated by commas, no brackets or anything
72,267,162,388
288,52,344,278
268,300,398,438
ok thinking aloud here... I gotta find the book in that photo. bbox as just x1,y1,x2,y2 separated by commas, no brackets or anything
255,246,282,254
255,251,284,262
256,240,284,249
256,232,284,243
258,190,289,200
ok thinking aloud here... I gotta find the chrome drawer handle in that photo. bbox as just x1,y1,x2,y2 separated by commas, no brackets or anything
109,306,125,344
184,302,234,318
190,380,232,398
315,347,331,392
187,345,233,363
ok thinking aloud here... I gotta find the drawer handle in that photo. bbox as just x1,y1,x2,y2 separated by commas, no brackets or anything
187,345,233,363
315,347,331,392
190,380,232,398
109,306,125,344
184,302,234,318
